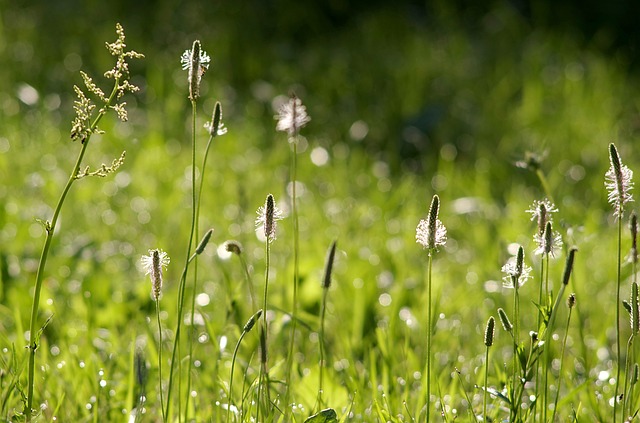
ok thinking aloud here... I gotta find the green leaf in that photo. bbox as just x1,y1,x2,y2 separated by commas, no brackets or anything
304,408,338,423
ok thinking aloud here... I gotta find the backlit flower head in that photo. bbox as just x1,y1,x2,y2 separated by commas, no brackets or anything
255,194,284,243
605,143,634,220
416,195,447,254
502,246,532,289
204,101,227,137
180,40,211,101
533,221,563,257
141,249,170,301
275,94,311,139
526,199,558,237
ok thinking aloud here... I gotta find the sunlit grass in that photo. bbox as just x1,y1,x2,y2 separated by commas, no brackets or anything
2,6,640,421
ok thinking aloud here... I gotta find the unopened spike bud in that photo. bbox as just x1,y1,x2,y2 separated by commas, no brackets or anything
497,308,513,332
562,247,577,285
322,241,337,289
567,293,576,309
516,246,524,278
243,309,263,334
484,316,495,347
196,228,214,255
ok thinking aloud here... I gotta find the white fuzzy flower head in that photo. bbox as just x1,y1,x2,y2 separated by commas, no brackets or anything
141,249,170,301
533,221,563,257
180,41,211,101
526,199,558,236
275,94,311,139
255,194,284,243
605,143,634,220
204,101,227,137
416,194,447,254
502,246,532,289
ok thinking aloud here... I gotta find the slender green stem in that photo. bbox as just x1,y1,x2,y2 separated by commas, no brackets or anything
551,302,572,421
535,169,554,205
165,101,199,423
426,253,433,422
623,336,634,421
238,253,257,311
184,106,216,423
156,299,166,422
615,217,622,423
25,78,121,422
258,239,271,419
285,140,300,418
483,345,490,420
318,287,329,409
228,331,249,423
511,276,520,422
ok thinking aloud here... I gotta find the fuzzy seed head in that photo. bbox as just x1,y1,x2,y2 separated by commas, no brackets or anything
562,247,577,285
484,316,495,347
275,94,311,138
526,199,558,236
534,221,562,257
497,308,513,332
416,195,447,253
141,249,170,301
204,101,228,137
181,40,211,101
256,194,284,243
605,143,634,220
502,246,532,289
225,240,244,256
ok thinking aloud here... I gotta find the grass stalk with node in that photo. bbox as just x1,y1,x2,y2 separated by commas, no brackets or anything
24,24,142,422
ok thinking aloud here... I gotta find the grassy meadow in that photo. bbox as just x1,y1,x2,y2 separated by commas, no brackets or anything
2,3,640,422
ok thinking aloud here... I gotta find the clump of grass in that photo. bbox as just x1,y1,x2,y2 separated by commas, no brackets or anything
415,194,447,421
24,23,143,422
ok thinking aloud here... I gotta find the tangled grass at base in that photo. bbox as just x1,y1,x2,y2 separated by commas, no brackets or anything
2,17,640,423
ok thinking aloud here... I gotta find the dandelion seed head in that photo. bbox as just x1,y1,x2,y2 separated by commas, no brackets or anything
275,94,310,138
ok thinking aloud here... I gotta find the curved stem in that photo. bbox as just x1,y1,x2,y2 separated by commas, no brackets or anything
26,78,121,421
318,287,329,410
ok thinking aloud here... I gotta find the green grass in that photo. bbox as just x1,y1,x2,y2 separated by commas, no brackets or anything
2,4,640,422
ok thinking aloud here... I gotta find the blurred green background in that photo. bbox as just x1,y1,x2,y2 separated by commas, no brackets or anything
1,0,640,419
